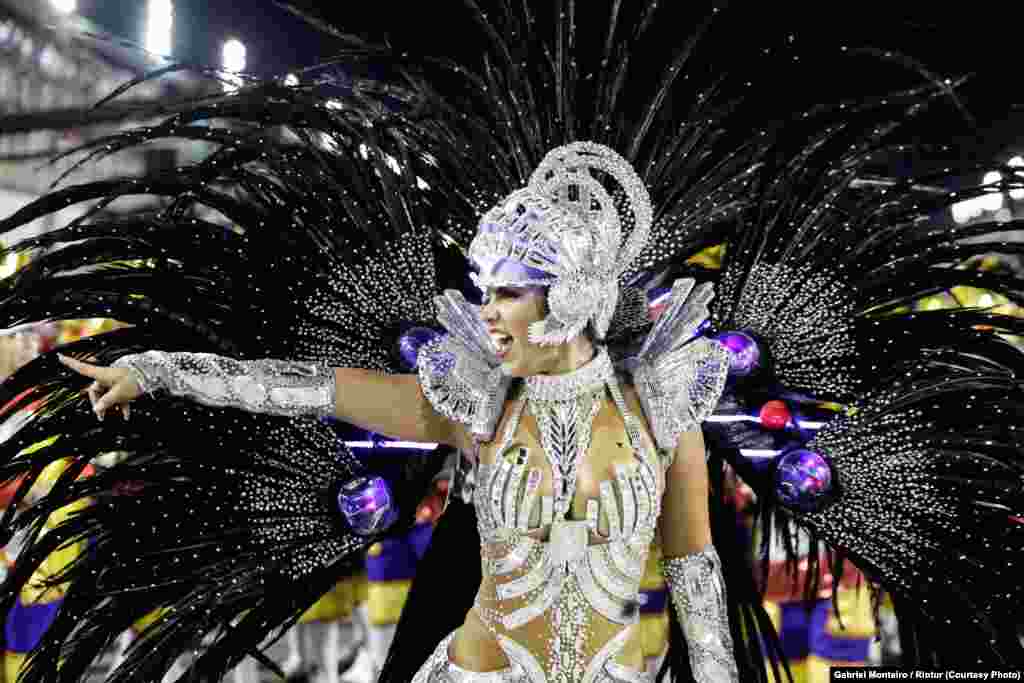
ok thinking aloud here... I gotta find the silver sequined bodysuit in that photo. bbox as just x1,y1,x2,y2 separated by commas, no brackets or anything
414,282,733,683
457,350,660,683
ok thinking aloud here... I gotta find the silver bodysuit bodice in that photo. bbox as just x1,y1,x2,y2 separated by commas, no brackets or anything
458,352,662,683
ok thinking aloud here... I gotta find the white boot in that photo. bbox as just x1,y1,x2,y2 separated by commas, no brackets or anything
107,630,135,674
162,655,190,683
363,622,396,676
335,616,364,679
281,625,305,678
341,648,376,683
232,656,259,683
312,621,341,683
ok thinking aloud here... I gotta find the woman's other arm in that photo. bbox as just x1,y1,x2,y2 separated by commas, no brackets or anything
657,429,739,683
658,431,713,555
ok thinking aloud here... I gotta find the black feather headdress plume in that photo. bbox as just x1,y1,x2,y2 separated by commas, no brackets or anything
688,62,1024,665
0,76,458,679
795,356,1024,665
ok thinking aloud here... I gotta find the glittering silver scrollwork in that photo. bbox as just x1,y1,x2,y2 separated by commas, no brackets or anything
583,629,650,683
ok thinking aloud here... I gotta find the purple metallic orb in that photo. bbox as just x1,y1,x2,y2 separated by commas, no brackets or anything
337,476,399,536
713,331,761,377
775,448,833,513
398,327,442,370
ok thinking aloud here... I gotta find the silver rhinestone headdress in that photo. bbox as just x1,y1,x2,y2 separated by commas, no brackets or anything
468,141,652,346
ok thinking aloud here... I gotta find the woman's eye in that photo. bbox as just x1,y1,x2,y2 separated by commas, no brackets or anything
482,287,523,305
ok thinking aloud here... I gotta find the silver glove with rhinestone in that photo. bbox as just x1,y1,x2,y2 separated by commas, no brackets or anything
661,545,739,683
113,351,336,418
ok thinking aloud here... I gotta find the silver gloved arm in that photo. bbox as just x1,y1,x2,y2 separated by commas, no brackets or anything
661,544,740,683
113,351,336,418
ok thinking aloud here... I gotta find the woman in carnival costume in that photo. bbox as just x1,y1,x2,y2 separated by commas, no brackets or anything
0,2,1023,681
61,140,739,682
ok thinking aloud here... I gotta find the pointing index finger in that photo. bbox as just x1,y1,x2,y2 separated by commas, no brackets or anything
57,354,107,380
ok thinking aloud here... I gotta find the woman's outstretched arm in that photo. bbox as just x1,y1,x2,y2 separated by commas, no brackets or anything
58,354,466,449
332,367,464,446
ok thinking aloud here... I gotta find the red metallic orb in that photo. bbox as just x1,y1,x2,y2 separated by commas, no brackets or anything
759,400,791,430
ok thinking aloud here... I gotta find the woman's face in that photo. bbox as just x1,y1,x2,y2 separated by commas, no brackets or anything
480,285,562,377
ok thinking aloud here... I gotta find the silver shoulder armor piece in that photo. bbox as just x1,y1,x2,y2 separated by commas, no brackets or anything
417,290,511,441
631,278,729,451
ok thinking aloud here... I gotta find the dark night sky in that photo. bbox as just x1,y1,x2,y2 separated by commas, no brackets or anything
70,1,1018,81
74,0,342,75
63,0,1023,159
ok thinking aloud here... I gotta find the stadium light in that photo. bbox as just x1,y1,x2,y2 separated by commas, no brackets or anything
1008,156,1024,201
50,0,76,14
145,0,173,58
980,170,1005,213
222,38,246,91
